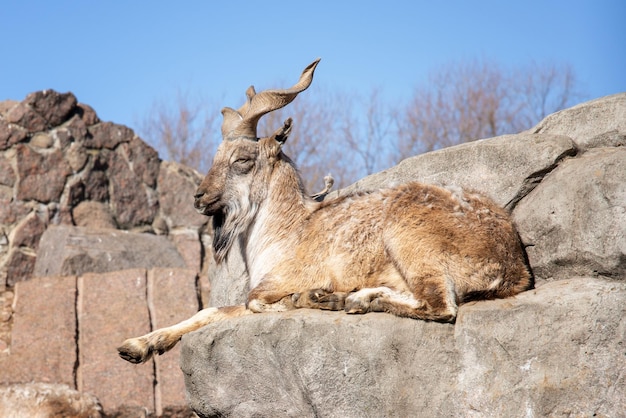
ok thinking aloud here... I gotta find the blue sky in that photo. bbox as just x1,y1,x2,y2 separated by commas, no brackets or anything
1,1,624,132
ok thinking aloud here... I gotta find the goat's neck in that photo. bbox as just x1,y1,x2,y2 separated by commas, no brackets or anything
245,161,314,281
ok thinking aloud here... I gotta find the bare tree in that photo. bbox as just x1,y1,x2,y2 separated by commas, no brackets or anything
138,91,221,174
395,59,583,161
258,86,357,190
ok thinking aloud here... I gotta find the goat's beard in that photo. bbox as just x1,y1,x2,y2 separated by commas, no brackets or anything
212,198,258,263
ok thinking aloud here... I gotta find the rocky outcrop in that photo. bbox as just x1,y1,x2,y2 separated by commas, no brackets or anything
184,93,626,417
0,383,102,418
182,278,625,417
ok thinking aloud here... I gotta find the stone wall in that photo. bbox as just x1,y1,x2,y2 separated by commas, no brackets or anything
0,90,211,416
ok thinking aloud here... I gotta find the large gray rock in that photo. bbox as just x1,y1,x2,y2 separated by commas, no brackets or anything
514,147,626,283
181,278,626,417
33,225,186,277
331,133,576,209
530,93,626,151
186,93,626,417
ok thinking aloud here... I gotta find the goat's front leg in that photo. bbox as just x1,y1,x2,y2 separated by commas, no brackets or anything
246,291,297,313
117,305,252,364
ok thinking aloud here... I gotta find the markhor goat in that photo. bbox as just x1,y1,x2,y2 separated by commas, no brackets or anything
118,59,532,364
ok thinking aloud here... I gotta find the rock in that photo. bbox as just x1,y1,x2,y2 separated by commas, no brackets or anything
5,249,36,287
514,147,626,284
169,230,202,272
0,119,28,150
4,102,47,133
0,276,77,386
24,90,78,128
82,154,110,202
149,268,199,415
9,211,47,250
33,225,186,277
531,92,626,151
15,144,71,203
29,132,54,148
125,136,160,188
72,201,117,229
108,149,158,228
0,383,102,418
331,133,577,209
0,101,18,116
78,269,154,414
158,161,208,230
0,156,15,187
86,122,134,150
181,278,626,417
76,103,100,126
59,114,89,147
64,141,89,172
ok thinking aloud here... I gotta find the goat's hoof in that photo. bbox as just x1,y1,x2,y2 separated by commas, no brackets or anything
117,339,152,364
344,299,367,314
315,291,346,310
308,288,329,302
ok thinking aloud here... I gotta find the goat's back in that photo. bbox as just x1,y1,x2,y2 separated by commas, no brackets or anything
273,182,531,299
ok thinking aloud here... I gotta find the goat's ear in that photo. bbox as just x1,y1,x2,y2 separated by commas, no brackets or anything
270,118,293,146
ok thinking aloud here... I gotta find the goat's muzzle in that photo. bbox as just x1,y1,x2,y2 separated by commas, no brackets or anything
194,192,223,216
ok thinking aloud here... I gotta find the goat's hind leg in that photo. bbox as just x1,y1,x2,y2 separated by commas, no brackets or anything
117,305,252,364
292,288,351,311
344,280,458,323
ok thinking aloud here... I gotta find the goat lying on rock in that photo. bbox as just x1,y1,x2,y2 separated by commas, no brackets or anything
118,59,532,364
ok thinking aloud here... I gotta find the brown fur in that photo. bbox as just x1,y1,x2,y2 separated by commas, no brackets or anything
118,59,532,364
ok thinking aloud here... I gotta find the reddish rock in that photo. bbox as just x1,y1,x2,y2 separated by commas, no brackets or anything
10,212,47,250
0,198,29,225
83,153,110,202
65,141,89,172
29,132,53,148
72,201,117,229
0,276,77,385
0,383,103,418
158,161,208,230
5,249,36,286
0,100,18,116
76,103,99,126
0,157,15,187
108,150,157,228
125,136,160,188
15,144,71,202
24,90,77,128
170,231,202,272
149,268,199,413
86,122,134,149
0,120,28,150
4,103,47,132
65,114,88,141
78,269,154,414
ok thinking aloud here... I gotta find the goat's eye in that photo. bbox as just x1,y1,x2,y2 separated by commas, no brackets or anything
232,157,254,173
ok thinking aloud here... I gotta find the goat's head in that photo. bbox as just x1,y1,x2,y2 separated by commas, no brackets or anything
194,59,320,218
